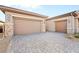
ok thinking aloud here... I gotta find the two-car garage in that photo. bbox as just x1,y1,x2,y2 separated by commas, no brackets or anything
14,17,42,35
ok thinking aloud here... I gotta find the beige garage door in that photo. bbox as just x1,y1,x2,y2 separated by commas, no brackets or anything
55,20,67,33
14,17,41,35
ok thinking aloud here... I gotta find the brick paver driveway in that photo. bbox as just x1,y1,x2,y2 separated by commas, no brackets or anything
7,32,79,53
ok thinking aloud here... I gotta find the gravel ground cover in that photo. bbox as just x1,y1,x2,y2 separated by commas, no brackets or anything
0,33,3,39
7,32,79,53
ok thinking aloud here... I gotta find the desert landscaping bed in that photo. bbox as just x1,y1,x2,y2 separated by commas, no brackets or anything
0,33,3,39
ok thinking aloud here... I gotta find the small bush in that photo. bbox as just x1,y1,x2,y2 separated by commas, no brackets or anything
74,33,79,38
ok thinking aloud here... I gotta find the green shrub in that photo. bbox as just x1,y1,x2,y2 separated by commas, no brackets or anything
74,33,79,38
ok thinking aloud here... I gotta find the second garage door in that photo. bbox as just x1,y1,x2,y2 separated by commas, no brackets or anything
14,17,42,35
55,20,67,33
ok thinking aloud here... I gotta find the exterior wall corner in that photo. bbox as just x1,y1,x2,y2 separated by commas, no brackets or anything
4,12,14,38
67,16,75,34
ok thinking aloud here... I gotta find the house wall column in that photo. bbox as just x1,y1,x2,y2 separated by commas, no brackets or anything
0,10,14,52
4,12,14,38
75,18,79,33
67,16,75,34
41,20,46,32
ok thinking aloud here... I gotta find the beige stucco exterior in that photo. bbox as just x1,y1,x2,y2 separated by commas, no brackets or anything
46,20,55,32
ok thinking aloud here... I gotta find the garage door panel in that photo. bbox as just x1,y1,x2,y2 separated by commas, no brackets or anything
14,17,41,35
55,20,67,33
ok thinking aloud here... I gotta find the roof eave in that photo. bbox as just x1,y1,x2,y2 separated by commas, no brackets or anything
47,11,77,20
0,5,48,18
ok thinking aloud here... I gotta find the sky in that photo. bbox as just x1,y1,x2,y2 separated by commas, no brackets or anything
0,0,79,21
18,5,79,16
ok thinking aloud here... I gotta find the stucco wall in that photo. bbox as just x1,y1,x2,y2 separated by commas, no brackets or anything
46,20,55,32
6,12,45,20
